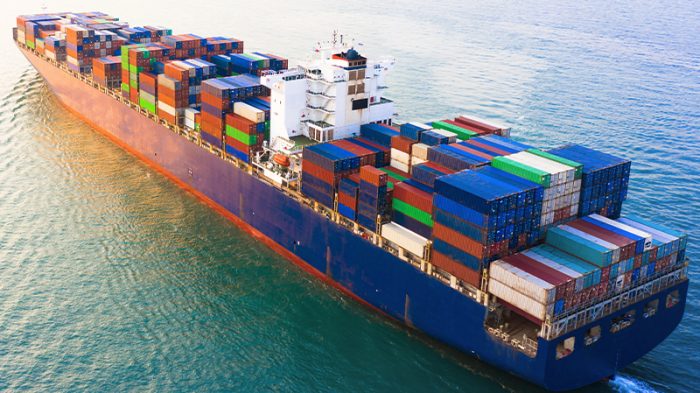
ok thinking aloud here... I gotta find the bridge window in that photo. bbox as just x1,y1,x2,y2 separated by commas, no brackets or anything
584,326,601,346
556,337,575,359
666,290,679,308
644,299,659,318
610,310,636,333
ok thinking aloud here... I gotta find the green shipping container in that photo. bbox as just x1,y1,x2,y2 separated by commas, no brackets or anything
121,83,130,93
380,167,408,182
545,227,613,267
392,199,433,227
492,156,551,187
226,125,257,145
432,121,477,140
139,98,156,114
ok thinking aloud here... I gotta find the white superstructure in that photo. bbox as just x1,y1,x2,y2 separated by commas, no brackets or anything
260,33,396,145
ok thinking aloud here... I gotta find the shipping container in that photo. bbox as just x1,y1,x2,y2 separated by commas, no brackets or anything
381,222,428,257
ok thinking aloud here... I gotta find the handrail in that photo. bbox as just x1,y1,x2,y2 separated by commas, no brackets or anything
541,265,687,340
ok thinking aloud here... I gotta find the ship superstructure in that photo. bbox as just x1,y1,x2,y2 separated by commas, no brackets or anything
261,33,395,145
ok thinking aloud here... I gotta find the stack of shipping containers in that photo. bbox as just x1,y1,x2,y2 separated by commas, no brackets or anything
548,145,631,219
492,149,581,231
301,143,361,208
92,56,121,88
431,168,543,287
66,25,96,73
225,102,266,162
357,166,389,230
488,213,687,323
338,175,361,221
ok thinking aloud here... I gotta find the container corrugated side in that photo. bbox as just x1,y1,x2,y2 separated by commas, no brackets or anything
381,222,428,257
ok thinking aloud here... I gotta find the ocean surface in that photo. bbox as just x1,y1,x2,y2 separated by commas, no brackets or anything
1,0,698,391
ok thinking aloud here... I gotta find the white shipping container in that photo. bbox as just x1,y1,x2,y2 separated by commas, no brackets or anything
507,152,574,185
489,260,556,305
172,60,196,77
523,152,576,184
412,143,429,160
589,214,653,250
381,222,428,257
157,74,180,90
139,91,155,103
184,118,196,129
233,102,265,123
488,278,551,321
431,128,458,142
157,101,176,116
617,217,677,248
185,108,200,121
408,122,432,131
390,148,410,165
411,157,427,167
390,159,410,174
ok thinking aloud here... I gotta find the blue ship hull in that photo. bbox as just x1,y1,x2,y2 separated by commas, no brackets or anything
20,47,688,391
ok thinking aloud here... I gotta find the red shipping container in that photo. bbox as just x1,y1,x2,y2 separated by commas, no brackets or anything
649,246,658,262
158,110,176,124
449,143,494,161
432,250,481,288
433,223,489,260
225,136,254,153
226,113,256,134
303,159,346,186
393,182,432,212
354,137,391,165
567,220,636,260
360,165,387,187
330,140,376,167
455,116,499,133
465,139,511,156
139,72,158,89
338,192,357,209
444,119,487,135
200,120,223,137
423,161,455,175
390,135,415,154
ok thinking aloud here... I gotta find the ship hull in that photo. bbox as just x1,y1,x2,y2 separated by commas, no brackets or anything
20,47,688,391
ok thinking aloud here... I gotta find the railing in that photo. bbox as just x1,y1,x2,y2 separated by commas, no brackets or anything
541,265,687,340
307,104,335,114
306,89,335,99
485,327,538,358
19,41,489,306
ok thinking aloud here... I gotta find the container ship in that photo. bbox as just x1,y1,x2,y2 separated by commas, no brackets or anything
13,11,689,391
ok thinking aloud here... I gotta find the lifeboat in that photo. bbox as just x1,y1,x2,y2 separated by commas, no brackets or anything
273,153,290,167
